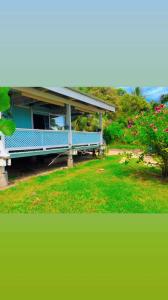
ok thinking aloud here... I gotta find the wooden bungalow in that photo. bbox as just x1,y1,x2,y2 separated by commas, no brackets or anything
0,87,115,187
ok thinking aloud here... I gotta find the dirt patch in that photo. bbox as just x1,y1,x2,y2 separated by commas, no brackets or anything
31,198,42,207
108,148,157,166
96,168,105,173
108,149,142,156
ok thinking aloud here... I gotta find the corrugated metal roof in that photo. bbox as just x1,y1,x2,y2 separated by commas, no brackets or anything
45,87,115,112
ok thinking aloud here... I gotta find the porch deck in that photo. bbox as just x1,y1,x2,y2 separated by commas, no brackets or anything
4,128,102,158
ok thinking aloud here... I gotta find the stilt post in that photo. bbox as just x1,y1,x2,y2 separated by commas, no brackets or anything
0,112,10,187
66,104,73,167
98,112,104,156
99,112,103,145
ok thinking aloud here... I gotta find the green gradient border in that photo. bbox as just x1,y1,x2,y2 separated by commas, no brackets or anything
1,214,168,232
1,215,168,299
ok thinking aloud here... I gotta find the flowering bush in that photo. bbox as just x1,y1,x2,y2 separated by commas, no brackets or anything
129,104,168,177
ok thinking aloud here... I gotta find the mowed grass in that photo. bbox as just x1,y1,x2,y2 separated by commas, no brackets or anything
0,156,168,213
108,142,143,150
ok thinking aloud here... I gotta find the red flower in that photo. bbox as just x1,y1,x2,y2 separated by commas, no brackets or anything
155,107,161,113
127,124,132,128
164,128,168,133
154,104,165,113
155,104,165,113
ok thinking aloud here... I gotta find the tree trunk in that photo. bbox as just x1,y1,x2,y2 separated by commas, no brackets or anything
162,161,168,178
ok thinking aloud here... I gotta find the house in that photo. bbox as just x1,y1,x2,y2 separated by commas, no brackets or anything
0,87,115,187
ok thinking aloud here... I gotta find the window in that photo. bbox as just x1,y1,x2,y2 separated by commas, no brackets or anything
33,113,65,130
50,115,65,130
33,114,49,130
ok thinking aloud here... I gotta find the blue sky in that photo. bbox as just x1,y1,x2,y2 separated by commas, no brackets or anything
122,87,168,101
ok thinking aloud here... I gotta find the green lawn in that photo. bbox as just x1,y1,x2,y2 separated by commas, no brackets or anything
108,142,143,150
0,156,168,213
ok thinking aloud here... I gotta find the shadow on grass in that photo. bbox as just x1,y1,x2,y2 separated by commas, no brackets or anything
7,154,95,184
105,156,168,185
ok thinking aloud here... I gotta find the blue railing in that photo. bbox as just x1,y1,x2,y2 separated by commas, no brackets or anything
5,129,101,151
5,129,69,150
72,131,101,145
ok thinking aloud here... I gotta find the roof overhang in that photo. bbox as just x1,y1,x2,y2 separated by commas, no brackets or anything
46,87,115,112
12,87,115,113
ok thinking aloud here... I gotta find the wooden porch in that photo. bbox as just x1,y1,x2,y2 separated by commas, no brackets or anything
5,128,102,158
0,87,115,187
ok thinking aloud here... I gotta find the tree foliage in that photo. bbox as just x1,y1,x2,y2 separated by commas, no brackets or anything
103,121,124,144
0,87,16,136
133,87,142,97
120,94,150,117
72,113,99,132
160,94,168,105
0,87,10,112
76,87,150,118
75,87,150,145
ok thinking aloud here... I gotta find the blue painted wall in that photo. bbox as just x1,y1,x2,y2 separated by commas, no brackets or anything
12,105,65,129
12,106,32,128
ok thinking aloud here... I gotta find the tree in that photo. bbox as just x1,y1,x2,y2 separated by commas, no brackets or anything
0,87,15,136
75,87,150,122
72,113,99,132
74,87,151,145
121,94,150,117
160,94,168,105
128,104,168,178
133,87,142,97
117,88,126,96
73,87,122,130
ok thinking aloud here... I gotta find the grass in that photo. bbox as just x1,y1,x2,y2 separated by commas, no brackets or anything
108,142,143,150
0,156,168,213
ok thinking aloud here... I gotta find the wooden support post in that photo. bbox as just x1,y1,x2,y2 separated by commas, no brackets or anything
99,112,106,157
99,112,103,145
92,149,97,158
0,112,9,187
66,104,72,146
98,112,104,156
67,150,73,168
66,104,73,167
0,166,8,187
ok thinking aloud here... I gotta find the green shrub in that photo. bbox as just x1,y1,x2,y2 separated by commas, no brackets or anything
123,129,135,144
103,121,124,144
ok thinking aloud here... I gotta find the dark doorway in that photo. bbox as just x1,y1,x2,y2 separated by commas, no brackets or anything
33,114,49,129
